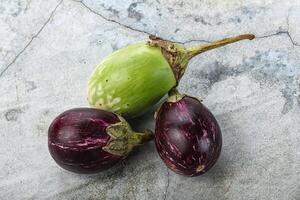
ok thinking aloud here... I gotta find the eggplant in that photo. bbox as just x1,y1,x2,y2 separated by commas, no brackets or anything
154,89,222,176
48,108,152,173
88,34,255,118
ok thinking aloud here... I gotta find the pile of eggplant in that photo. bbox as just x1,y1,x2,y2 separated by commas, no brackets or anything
48,34,254,176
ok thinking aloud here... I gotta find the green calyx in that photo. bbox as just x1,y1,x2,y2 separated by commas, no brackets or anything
167,88,185,102
147,35,190,83
154,88,204,119
167,88,203,103
102,118,153,157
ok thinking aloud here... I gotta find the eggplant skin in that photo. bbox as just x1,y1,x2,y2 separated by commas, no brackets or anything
155,96,222,176
48,108,122,174
88,42,176,118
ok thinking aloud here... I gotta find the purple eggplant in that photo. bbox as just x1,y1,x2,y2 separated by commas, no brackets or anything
154,90,222,176
48,108,152,174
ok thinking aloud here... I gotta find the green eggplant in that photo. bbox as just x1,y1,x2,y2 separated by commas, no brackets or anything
88,34,255,118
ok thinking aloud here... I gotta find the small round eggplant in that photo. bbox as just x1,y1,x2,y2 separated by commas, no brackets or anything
88,34,255,118
154,90,222,176
48,108,152,173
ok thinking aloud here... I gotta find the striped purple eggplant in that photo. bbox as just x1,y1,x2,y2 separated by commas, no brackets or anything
48,108,152,174
154,90,222,176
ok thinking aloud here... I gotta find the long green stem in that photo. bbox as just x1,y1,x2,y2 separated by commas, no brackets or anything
148,34,255,82
187,34,255,59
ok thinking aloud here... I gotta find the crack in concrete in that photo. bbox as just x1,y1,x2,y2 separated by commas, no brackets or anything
0,0,63,79
223,180,233,196
73,0,191,44
74,0,153,36
184,30,300,46
74,0,300,48
1,1,298,80
163,168,170,200
256,31,300,47
256,9,299,47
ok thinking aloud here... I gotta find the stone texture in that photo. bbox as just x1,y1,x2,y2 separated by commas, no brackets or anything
0,0,61,75
0,0,299,199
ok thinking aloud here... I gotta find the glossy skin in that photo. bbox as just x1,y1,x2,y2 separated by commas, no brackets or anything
88,42,176,118
48,108,122,173
155,96,222,176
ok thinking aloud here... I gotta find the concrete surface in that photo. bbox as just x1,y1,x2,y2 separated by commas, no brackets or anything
0,0,299,199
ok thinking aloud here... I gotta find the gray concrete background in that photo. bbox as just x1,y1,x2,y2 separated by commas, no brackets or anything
0,0,299,199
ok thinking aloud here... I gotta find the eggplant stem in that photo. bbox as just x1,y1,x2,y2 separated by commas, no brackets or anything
168,88,180,96
130,129,153,145
167,88,185,102
104,122,153,157
187,34,255,59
